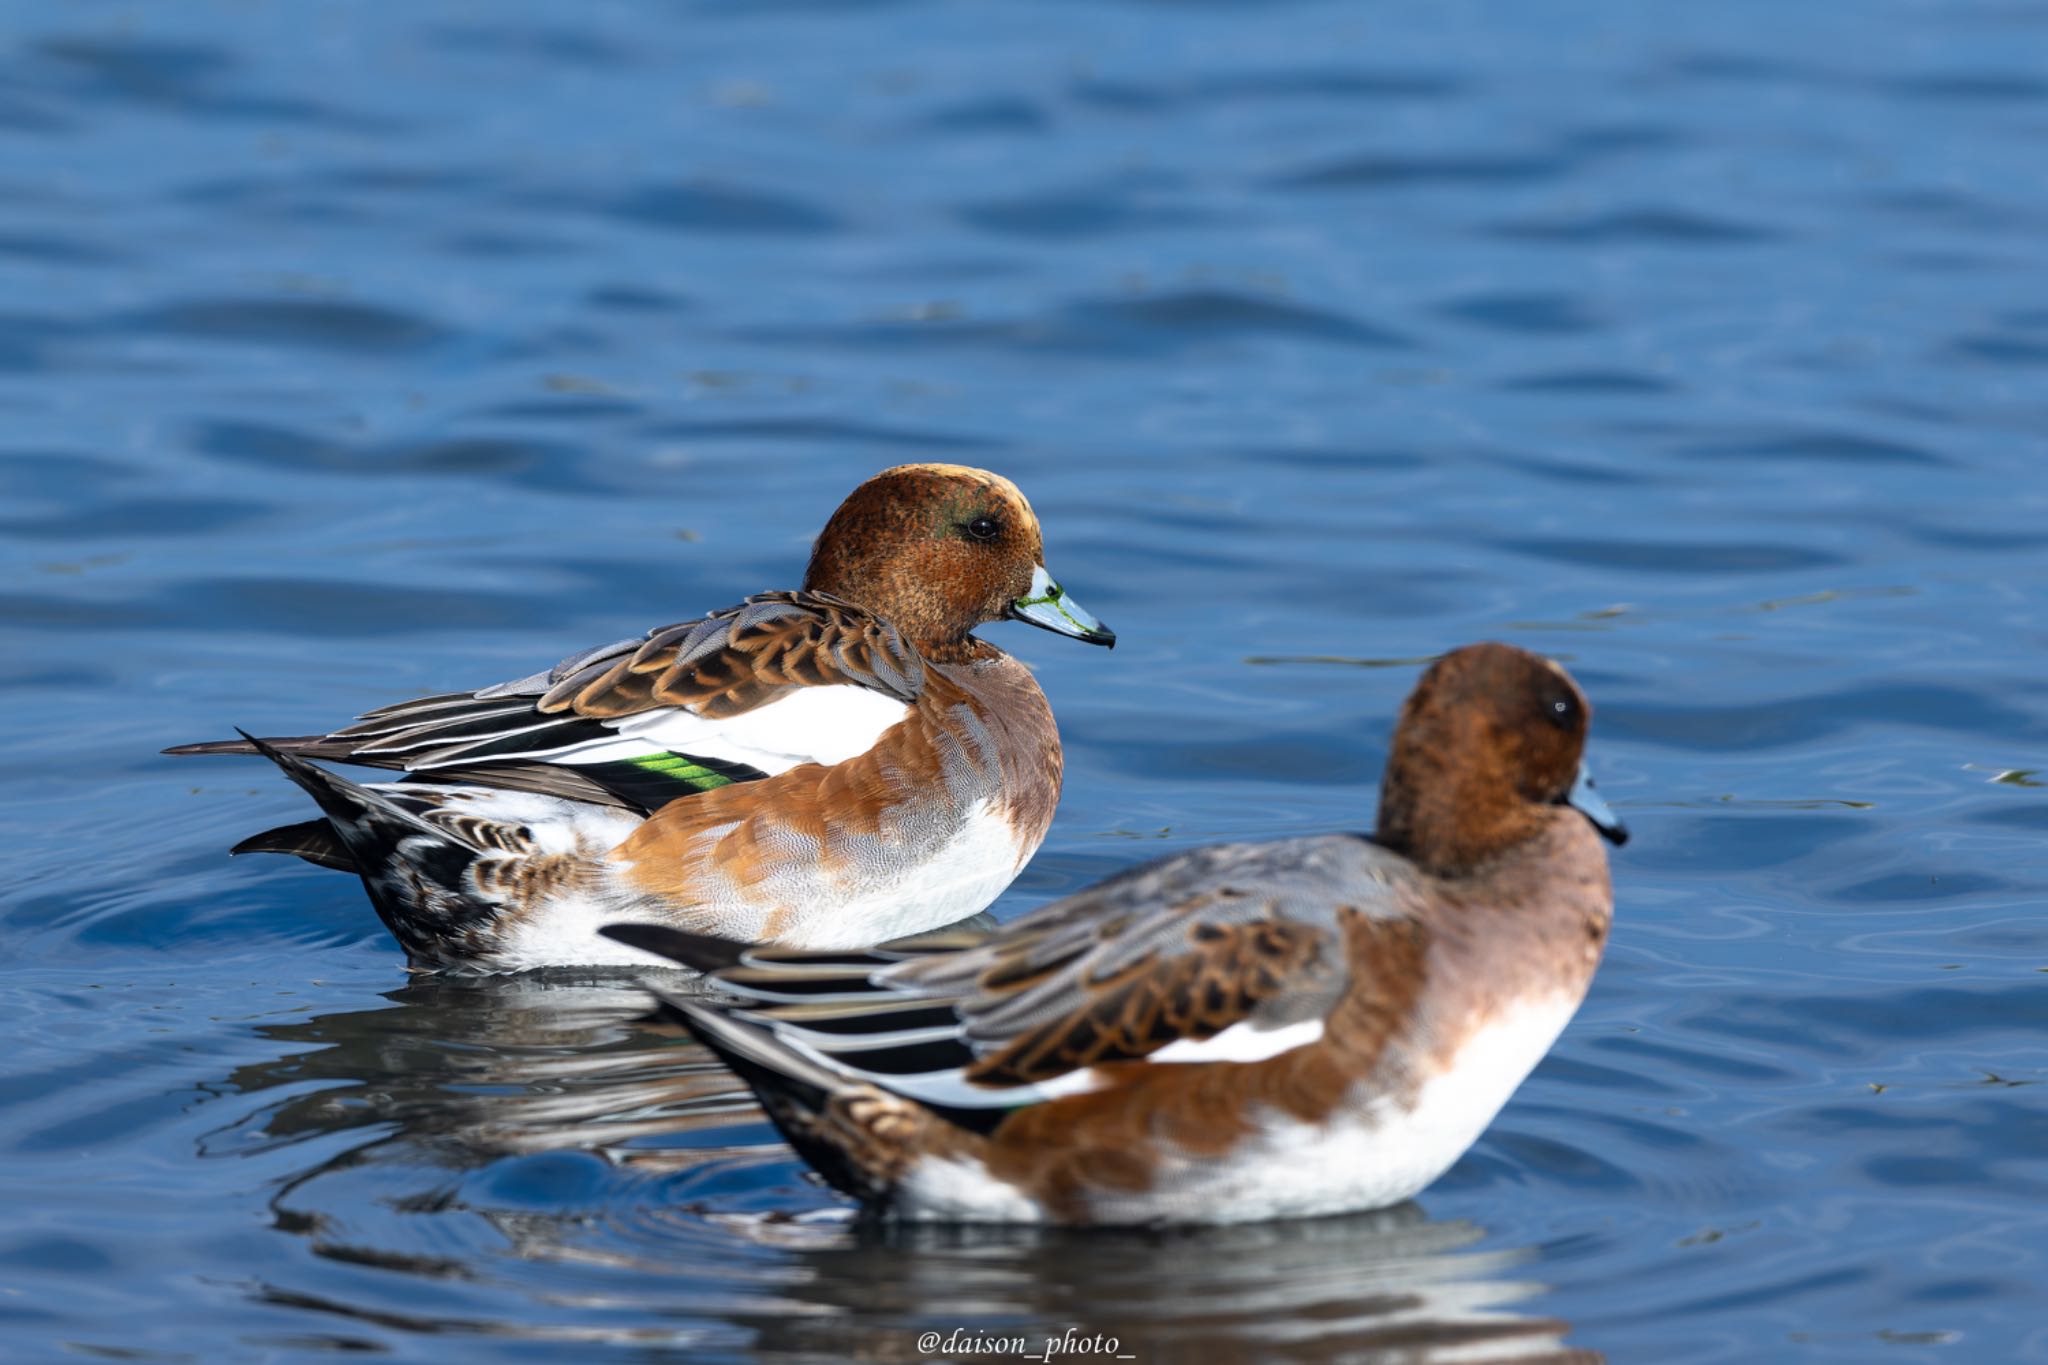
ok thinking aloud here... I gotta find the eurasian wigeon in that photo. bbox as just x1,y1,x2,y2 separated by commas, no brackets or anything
166,464,1114,973
603,642,1628,1225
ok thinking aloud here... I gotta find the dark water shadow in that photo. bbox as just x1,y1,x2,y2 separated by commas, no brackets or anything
27,35,394,130
1275,124,1675,192
126,298,452,354
607,182,843,236
736,288,1412,358
1490,207,1783,246
187,417,619,496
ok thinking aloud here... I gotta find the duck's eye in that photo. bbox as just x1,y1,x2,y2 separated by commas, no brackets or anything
964,516,1001,542
1546,694,1578,729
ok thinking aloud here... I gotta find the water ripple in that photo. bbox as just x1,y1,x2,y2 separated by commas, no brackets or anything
6,2,2048,1360
608,182,843,236
129,299,452,354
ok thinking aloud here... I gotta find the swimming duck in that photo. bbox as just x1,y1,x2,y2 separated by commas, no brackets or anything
166,463,1114,973
605,642,1627,1225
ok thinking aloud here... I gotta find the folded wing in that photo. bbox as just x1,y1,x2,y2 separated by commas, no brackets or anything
167,591,923,815
610,835,1405,1134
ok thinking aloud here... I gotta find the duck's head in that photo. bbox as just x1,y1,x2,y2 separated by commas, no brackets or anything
1375,642,1627,875
803,464,1114,660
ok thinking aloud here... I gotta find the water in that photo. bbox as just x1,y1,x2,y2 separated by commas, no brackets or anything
3,0,2045,1359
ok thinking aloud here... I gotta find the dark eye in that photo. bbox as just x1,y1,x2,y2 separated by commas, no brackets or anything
1546,693,1578,729
965,516,1000,542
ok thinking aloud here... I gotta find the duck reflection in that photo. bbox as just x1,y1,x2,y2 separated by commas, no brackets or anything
211,974,1598,1364
685,1212,1601,1365
210,970,738,1156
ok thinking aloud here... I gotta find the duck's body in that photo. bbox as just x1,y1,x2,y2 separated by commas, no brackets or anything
601,631,1062,955
612,642,1627,1225
169,466,1112,973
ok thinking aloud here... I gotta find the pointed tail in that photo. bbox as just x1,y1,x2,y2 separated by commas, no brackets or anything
231,819,357,872
604,922,903,1207
239,731,494,955
163,734,369,760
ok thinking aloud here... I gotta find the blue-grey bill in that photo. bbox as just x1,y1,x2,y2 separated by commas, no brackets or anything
1567,762,1628,845
1009,564,1115,647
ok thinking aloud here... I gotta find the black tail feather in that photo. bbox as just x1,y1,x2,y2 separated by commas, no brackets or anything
231,819,358,873
236,730,491,954
600,922,750,973
237,729,386,828
162,733,394,763
166,735,652,812
645,984,892,1206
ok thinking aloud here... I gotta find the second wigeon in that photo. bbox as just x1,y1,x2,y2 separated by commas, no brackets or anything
165,464,1114,973
604,642,1628,1225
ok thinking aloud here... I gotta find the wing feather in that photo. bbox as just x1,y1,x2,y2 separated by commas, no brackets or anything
169,592,925,806
633,835,1409,1106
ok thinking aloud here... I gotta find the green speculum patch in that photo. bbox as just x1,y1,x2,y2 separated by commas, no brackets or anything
627,751,740,791
575,751,770,816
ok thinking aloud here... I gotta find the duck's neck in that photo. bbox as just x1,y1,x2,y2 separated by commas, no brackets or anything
918,633,1001,666
1374,733,1548,878
802,558,988,666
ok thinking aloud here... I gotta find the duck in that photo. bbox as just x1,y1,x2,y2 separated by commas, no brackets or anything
166,463,1114,973
603,642,1628,1226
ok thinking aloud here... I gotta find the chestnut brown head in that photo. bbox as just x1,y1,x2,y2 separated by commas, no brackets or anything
1375,642,1626,875
803,464,1113,658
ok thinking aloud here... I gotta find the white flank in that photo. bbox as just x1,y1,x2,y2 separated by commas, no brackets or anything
487,919,702,972
888,996,1581,1224
437,780,1022,971
898,1157,1047,1223
774,797,1030,949
1076,993,1584,1225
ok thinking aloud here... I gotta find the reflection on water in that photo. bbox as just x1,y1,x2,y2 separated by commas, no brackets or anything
213,977,1597,1363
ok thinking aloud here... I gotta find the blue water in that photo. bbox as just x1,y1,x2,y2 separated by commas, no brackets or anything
3,1,2046,1360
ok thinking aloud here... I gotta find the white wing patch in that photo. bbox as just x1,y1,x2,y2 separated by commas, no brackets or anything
834,1019,1323,1120
879,1064,1108,1111
434,686,912,776
1147,1017,1325,1065
606,687,910,773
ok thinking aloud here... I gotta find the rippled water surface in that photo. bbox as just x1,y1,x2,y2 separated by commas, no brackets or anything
4,1,2047,1360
